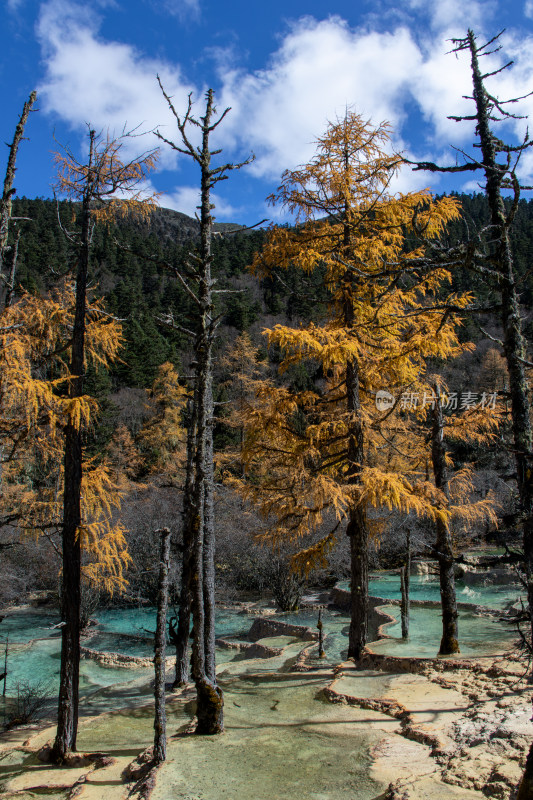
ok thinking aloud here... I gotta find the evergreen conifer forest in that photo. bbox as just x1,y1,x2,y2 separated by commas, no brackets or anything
3,27,533,800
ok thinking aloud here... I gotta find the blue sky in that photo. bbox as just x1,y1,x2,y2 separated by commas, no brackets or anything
3,0,533,225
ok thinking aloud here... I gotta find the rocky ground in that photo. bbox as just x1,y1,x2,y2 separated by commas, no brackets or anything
337,651,531,799
0,618,531,799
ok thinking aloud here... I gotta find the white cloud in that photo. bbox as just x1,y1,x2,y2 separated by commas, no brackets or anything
218,17,423,179
425,0,494,33
379,0,496,36
37,0,199,167
163,185,242,220
525,1,533,19
163,186,199,217
410,42,475,145
35,1,533,210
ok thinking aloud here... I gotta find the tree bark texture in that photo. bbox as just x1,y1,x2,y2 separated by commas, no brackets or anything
431,383,459,655
190,333,223,734
347,502,368,660
188,89,223,734
0,91,36,281
400,530,411,640
4,228,20,309
342,190,370,661
345,346,369,659
517,741,533,800
466,30,533,649
53,131,95,762
0,91,36,310
174,400,196,688
153,527,171,765
202,383,216,684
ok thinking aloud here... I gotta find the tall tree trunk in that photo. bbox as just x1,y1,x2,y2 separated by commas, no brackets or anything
466,28,533,791
52,131,95,762
4,228,20,309
347,502,368,659
203,383,216,683
342,177,369,661
431,382,459,655
466,29,533,649
345,346,368,660
190,335,223,734
190,89,223,734
0,91,36,296
153,527,171,765
400,530,411,640
174,400,196,688
155,83,249,732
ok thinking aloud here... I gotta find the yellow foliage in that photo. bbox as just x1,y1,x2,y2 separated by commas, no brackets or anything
54,132,159,223
0,283,130,592
78,459,132,594
138,362,188,478
106,424,142,480
235,111,496,574
2,131,160,598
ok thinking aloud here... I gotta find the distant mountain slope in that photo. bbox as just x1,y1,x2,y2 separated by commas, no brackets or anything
9,193,533,393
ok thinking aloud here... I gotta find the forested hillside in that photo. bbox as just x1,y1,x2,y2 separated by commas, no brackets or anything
11,198,265,388
12,192,533,388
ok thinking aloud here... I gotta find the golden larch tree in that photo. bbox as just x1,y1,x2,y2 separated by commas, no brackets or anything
50,129,158,761
239,112,476,659
138,361,188,481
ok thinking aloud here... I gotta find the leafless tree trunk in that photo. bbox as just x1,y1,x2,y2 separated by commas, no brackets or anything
0,91,36,310
202,387,216,683
3,229,21,310
412,29,533,650
401,530,411,640
153,527,171,765
431,384,459,655
466,33,533,650
173,400,196,688
156,84,252,734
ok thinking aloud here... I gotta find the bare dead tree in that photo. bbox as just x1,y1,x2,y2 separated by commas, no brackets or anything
410,28,533,653
172,399,196,688
0,91,36,310
400,530,411,640
408,29,533,797
153,527,171,765
155,83,252,734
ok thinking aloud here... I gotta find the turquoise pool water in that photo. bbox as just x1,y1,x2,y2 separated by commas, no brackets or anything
334,571,522,658
371,604,518,657
0,569,522,701
338,573,523,609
